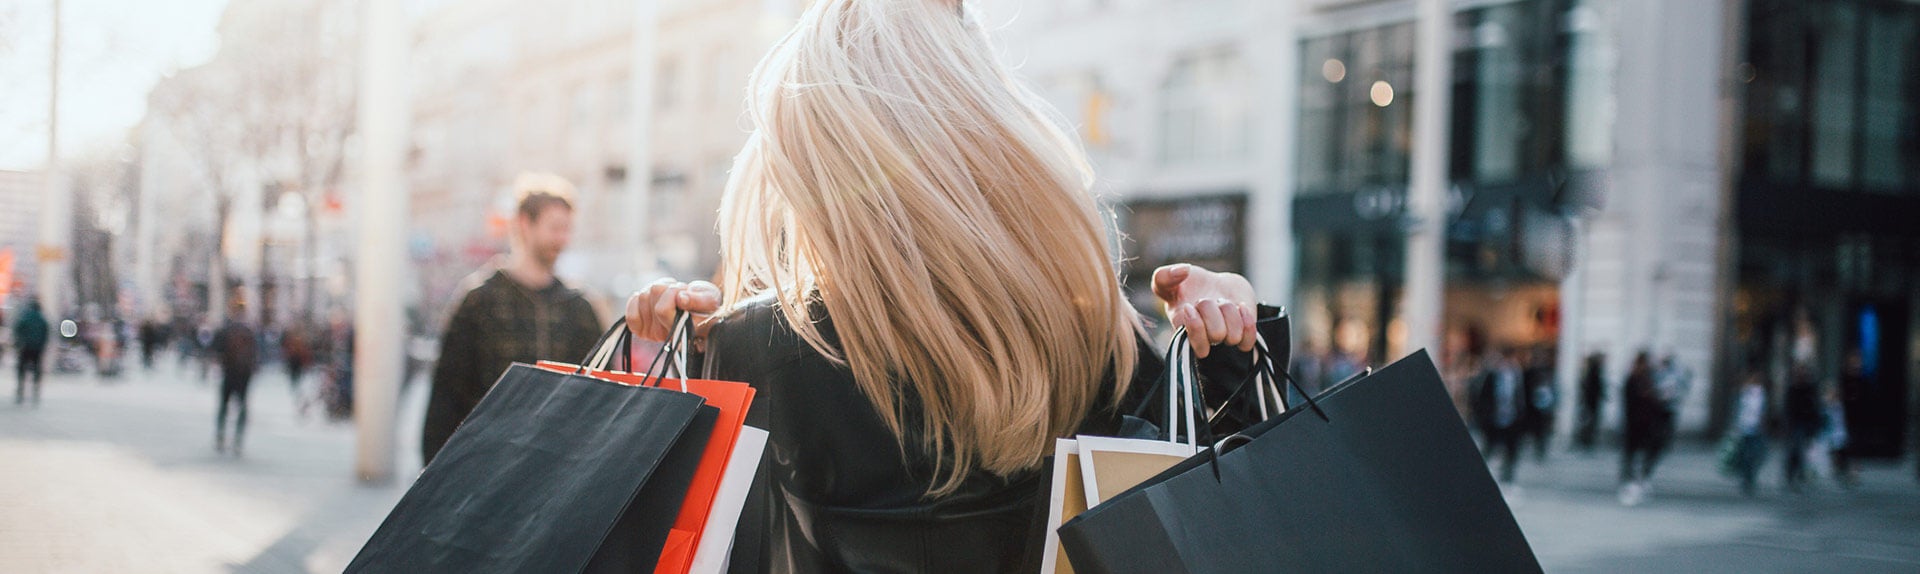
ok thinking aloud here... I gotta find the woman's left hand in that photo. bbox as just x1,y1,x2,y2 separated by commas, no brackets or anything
1152,263,1258,358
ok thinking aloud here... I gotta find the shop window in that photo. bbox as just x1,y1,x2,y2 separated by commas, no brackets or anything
1561,0,1613,170
1810,3,1860,188
1860,9,1916,190
1293,23,1416,195
1742,0,1920,193
1158,47,1249,164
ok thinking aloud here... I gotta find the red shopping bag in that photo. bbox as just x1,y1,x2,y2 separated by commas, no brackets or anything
537,316,756,574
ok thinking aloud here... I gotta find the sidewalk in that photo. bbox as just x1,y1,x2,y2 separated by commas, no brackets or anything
1497,436,1920,572
0,361,428,573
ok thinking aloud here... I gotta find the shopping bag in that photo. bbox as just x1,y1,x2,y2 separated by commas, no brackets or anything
690,425,769,573
1041,328,1287,574
347,359,715,573
1040,439,1089,574
537,316,759,574
1058,350,1540,573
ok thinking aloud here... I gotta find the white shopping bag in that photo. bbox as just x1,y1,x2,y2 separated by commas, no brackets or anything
1041,439,1087,574
689,425,769,574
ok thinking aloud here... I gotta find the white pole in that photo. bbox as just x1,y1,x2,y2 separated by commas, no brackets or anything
36,0,66,317
353,0,410,484
626,0,658,283
1403,0,1453,359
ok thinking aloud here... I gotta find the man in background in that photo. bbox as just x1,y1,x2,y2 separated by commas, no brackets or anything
421,173,603,465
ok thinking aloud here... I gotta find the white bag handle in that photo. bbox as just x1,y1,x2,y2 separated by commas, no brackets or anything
1165,328,1291,450
1165,328,1202,451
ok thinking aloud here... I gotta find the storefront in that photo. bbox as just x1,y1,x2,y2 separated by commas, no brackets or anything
1291,0,1610,396
1730,0,1920,457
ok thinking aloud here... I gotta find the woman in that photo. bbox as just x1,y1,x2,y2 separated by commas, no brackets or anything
624,1,1271,571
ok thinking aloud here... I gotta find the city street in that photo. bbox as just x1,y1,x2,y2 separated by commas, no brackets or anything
3,359,1918,573
0,359,427,573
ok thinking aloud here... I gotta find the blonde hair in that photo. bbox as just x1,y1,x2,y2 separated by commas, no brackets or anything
511,171,577,220
719,0,1139,495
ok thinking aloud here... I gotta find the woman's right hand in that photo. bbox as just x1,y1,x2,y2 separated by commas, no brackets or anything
624,278,723,342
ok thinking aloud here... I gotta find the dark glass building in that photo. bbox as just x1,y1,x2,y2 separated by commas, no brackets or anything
1731,0,1920,457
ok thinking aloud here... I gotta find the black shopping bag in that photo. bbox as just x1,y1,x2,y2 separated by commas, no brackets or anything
1058,350,1540,573
348,363,718,573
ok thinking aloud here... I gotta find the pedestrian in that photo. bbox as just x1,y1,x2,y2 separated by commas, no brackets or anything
195,322,216,382
421,174,603,466
212,299,260,456
1576,352,1604,452
1782,365,1822,492
1729,371,1769,497
1654,354,1692,457
1524,348,1557,463
282,322,312,399
319,310,355,421
1474,347,1528,484
1834,349,1867,487
138,317,165,370
619,2,1269,568
12,298,49,406
1619,351,1663,505
1813,386,1849,487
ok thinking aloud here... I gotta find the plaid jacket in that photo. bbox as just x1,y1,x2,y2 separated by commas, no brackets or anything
422,269,602,464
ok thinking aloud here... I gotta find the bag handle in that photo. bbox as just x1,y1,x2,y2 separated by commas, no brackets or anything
636,312,693,392
571,314,693,393
1122,327,1234,450
574,322,627,376
1205,337,1332,430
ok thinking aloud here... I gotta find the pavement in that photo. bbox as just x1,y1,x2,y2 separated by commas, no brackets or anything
3,356,1919,573
0,358,428,573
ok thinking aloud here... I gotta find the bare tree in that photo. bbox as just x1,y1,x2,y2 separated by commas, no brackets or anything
146,0,360,325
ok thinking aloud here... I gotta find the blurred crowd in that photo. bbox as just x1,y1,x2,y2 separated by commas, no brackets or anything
2,295,376,423
1285,334,1876,504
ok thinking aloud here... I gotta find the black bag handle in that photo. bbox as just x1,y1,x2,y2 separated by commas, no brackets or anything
636,312,693,390
574,322,628,376
1207,339,1329,429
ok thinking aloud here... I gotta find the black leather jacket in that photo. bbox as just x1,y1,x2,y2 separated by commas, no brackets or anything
699,298,1286,573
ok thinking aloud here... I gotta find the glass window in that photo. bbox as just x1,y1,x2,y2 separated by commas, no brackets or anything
571,84,597,130
609,74,631,122
1561,0,1612,169
1466,4,1526,182
1743,0,1811,184
1159,47,1249,164
1448,0,1595,185
1860,8,1916,190
1743,0,1920,192
1810,2,1860,188
1297,37,1342,192
656,57,679,110
1293,22,1416,194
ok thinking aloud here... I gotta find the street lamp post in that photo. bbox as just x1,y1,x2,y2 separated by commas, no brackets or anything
626,0,659,285
353,0,411,484
1403,0,1454,359
36,0,68,318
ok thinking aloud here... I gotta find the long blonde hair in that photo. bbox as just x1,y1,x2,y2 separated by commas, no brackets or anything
718,0,1139,495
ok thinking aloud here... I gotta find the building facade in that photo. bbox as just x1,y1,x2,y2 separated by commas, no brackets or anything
990,0,1919,450
978,0,1299,315
1729,0,1920,458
